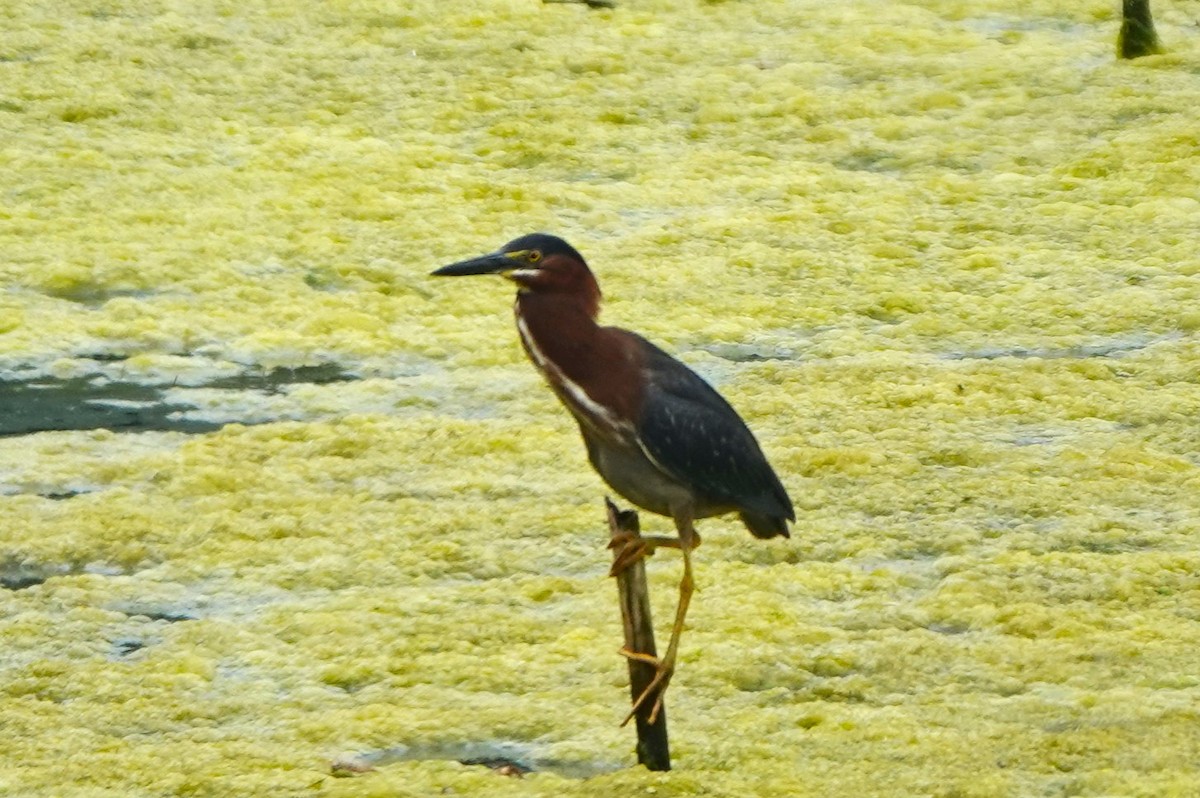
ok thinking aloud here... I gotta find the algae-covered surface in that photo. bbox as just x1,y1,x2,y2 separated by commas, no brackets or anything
3,0,1200,795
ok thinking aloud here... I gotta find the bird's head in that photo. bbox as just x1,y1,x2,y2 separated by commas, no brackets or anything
432,233,601,316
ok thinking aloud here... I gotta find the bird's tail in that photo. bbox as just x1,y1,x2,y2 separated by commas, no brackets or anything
740,510,791,539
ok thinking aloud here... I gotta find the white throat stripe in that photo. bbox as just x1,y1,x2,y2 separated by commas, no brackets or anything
516,314,628,433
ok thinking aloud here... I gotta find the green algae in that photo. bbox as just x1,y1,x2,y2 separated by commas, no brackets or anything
2,1,1200,796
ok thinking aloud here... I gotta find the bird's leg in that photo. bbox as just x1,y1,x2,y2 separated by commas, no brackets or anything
607,532,699,577
620,515,697,726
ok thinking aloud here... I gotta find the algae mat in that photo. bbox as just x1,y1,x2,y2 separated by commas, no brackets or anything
3,0,1200,795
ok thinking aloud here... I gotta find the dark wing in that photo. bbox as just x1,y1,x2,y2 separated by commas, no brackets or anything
632,335,794,522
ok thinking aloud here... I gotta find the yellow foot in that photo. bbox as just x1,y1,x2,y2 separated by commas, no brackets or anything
607,532,653,576
618,648,674,726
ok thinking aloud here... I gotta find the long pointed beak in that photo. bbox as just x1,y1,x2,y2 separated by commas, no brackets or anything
431,251,515,277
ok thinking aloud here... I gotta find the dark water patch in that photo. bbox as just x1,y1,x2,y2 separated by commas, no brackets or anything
113,606,198,623
698,342,800,363
1,560,135,591
40,489,91,500
0,376,221,437
0,561,74,590
136,609,197,623
544,0,618,8
458,756,533,776
0,361,358,437
75,352,132,363
202,364,355,392
2,572,56,591
342,741,622,780
112,638,147,656
0,479,105,500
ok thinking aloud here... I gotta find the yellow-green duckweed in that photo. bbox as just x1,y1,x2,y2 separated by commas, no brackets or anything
2,1,1200,795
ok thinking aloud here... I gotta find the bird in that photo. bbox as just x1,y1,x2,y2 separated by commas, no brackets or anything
431,233,794,723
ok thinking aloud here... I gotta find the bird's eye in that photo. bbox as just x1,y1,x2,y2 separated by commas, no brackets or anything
527,251,542,264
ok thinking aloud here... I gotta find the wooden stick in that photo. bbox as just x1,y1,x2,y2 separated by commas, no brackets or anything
606,498,671,771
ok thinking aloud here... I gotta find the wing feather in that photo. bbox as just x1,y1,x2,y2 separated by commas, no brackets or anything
633,337,794,521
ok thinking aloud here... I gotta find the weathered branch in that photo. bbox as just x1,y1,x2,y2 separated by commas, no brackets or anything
606,499,670,771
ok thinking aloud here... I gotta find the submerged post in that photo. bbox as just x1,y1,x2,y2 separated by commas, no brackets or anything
606,498,671,771
1118,0,1163,58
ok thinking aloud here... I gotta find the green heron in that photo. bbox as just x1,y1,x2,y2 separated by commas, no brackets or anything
432,233,793,722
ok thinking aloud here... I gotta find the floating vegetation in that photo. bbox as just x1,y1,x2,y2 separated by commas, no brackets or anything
1,0,1198,796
